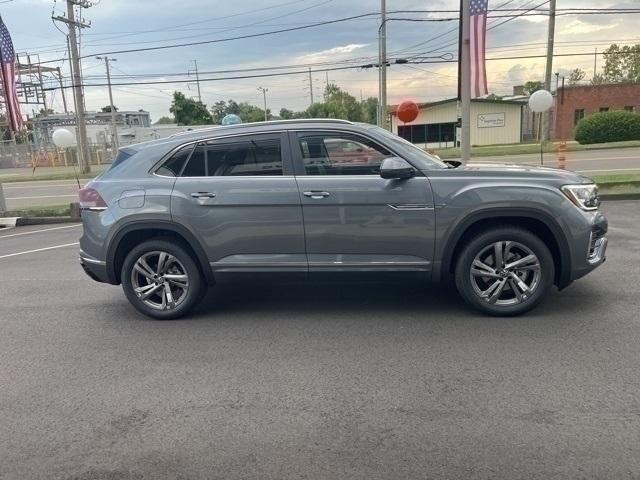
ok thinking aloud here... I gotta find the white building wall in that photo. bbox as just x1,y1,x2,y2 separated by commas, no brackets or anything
391,101,522,147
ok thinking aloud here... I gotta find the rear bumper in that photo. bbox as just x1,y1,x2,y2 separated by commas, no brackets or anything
79,250,110,284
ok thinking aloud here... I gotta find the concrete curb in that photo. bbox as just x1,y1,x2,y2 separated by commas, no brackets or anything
14,216,80,226
601,193,640,201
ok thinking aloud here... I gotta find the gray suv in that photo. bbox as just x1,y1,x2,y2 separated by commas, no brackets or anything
79,119,608,319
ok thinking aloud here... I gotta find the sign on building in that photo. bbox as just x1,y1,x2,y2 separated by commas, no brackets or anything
477,112,505,128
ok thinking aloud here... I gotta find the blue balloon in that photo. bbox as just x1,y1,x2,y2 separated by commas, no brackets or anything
221,114,242,125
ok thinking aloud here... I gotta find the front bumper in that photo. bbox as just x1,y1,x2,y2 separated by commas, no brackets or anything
569,212,608,282
79,250,109,283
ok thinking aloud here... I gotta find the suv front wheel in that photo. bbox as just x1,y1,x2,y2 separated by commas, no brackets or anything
454,227,555,316
121,239,204,319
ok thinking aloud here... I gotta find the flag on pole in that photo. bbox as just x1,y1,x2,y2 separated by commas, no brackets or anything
470,0,489,98
0,17,23,132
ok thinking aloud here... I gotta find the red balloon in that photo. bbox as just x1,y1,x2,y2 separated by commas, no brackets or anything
397,100,419,123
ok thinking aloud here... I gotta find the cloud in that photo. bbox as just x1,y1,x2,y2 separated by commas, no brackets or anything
296,44,369,62
561,19,619,35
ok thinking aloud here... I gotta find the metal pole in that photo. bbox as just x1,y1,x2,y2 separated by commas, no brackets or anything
258,87,268,121
0,183,6,212
56,67,69,114
378,0,387,129
97,57,119,150
193,59,202,102
308,68,314,106
460,0,471,164
66,0,91,173
593,48,597,81
541,0,556,143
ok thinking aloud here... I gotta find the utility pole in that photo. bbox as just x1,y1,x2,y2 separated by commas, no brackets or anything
377,0,387,128
56,67,68,113
460,0,471,164
308,68,314,106
257,87,269,121
96,56,119,150
541,0,556,143
593,48,598,81
54,0,92,173
192,60,202,102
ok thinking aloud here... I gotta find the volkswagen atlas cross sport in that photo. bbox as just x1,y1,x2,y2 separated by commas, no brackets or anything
79,119,608,319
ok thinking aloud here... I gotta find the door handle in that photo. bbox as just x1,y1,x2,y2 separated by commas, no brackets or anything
303,191,330,199
190,192,216,199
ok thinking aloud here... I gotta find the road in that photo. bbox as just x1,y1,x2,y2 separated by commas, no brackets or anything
1,202,640,479
2,147,640,210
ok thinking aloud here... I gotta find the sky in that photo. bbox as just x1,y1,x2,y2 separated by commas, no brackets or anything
2,0,639,123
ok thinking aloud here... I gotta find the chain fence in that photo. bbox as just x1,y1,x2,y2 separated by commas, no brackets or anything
0,141,116,169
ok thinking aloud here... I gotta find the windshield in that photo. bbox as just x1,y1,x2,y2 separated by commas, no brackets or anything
362,125,449,170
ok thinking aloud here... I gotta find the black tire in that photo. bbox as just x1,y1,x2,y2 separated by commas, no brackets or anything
121,239,204,320
454,227,555,316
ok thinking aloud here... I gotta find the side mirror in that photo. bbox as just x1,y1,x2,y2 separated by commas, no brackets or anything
380,157,416,179
443,159,462,168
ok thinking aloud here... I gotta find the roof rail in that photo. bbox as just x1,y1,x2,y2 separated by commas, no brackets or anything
169,118,353,138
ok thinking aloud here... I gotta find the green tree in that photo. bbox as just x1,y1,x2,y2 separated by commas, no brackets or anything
523,81,543,94
210,100,228,124
169,91,212,125
237,102,270,122
361,97,378,125
568,68,586,85
101,105,118,112
602,43,640,83
154,116,174,125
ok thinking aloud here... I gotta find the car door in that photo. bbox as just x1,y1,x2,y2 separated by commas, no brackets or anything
290,130,436,272
170,132,306,273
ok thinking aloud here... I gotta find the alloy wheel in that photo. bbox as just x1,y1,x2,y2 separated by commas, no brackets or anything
469,241,541,306
130,251,190,311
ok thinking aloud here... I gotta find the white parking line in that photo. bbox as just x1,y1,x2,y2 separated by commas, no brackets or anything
0,224,81,239
0,242,79,259
5,194,78,200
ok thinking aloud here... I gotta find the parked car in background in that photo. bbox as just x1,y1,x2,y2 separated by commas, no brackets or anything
79,119,607,319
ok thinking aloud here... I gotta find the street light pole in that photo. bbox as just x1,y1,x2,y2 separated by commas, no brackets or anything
460,0,471,164
257,87,269,121
96,56,119,150
541,0,556,143
377,0,387,129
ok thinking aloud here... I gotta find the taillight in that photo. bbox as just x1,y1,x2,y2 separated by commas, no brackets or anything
78,187,107,210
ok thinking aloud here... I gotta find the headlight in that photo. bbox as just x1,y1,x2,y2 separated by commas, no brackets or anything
561,184,600,211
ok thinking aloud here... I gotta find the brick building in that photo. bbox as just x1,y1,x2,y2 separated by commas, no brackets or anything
554,84,640,140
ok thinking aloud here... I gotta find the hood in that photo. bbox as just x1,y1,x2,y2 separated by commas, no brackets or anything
447,161,594,184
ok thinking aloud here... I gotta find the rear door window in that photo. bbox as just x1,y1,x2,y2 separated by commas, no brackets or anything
205,139,282,176
156,144,194,177
181,144,206,177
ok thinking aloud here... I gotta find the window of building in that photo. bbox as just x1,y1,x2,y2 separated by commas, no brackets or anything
205,139,282,176
298,134,392,176
624,106,635,112
397,123,456,145
574,109,585,125
599,107,609,112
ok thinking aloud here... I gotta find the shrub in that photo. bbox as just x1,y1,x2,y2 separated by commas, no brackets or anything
575,110,640,144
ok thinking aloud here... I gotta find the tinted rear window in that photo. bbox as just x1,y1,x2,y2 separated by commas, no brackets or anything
109,149,134,170
181,144,206,177
156,144,194,177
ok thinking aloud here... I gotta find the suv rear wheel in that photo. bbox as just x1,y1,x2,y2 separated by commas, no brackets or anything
121,239,204,319
454,227,555,316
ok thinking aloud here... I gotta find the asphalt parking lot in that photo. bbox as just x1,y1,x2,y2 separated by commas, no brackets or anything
1,202,639,479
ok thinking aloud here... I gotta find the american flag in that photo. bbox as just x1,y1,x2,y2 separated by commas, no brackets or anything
0,17,23,132
470,0,489,98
